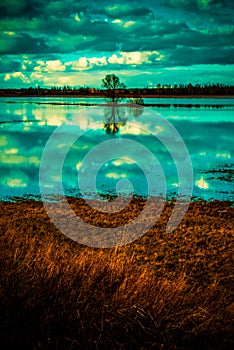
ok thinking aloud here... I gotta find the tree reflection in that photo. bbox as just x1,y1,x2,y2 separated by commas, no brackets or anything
103,103,144,135
127,98,144,118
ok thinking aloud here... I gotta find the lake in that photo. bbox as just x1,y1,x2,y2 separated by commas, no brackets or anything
0,97,233,202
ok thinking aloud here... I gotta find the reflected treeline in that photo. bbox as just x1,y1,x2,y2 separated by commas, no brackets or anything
148,103,234,108
103,104,144,135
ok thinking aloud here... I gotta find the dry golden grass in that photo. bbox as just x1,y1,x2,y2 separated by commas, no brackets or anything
0,198,233,349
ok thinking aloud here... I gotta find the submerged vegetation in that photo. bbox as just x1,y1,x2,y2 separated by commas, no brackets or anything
0,199,233,349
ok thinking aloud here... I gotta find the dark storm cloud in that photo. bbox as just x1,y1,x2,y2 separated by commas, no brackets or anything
104,4,153,18
0,0,233,86
0,32,52,55
0,0,233,58
162,0,234,25
166,46,234,66
0,0,89,18
0,0,40,18
163,0,234,11
158,29,233,50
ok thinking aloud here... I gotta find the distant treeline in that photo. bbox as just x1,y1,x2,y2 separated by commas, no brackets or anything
0,83,234,97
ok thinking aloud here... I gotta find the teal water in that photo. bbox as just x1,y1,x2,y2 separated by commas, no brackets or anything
0,97,233,202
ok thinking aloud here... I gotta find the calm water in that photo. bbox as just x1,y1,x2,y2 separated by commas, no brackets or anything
0,97,233,202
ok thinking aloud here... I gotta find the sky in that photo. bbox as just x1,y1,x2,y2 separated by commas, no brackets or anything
0,0,233,88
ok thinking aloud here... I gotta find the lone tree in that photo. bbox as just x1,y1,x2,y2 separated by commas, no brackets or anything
102,74,126,103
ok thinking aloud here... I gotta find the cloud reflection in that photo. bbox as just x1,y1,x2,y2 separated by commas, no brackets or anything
0,100,233,201
196,177,209,189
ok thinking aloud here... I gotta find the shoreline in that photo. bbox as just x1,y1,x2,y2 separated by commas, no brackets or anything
0,94,234,99
1,195,233,204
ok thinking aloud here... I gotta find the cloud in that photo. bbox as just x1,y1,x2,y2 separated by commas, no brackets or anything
164,0,234,11
71,57,89,70
0,0,35,17
4,71,30,83
34,60,66,73
166,0,217,11
197,0,212,11
164,0,190,7
108,51,164,66
0,57,21,73
25,51,162,77
104,4,152,18
0,0,233,87
21,59,34,71
1,63,234,89
67,51,163,72
0,1,233,57
0,31,52,54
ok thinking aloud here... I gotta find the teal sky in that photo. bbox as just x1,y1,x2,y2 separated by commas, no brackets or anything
0,0,233,88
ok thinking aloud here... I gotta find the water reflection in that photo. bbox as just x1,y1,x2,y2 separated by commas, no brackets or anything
102,104,143,135
0,98,233,201
103,105,128,135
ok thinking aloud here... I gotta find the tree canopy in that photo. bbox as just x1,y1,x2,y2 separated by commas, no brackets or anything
102,74,126,103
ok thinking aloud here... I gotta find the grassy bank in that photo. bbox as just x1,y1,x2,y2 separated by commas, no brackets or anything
0,199,233,349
